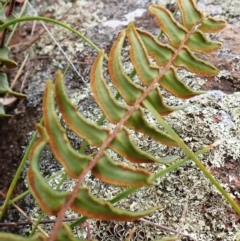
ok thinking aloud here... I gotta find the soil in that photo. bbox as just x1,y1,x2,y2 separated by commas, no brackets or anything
0,0,240,239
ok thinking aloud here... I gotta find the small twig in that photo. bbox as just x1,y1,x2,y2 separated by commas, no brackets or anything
80,220,92,240
17,1,77,52
0,191,48,237
0,217,81,227
139,218,196,241
11,54,29,89
2,54,29,106
177,182,199,237
125,226,137,241
27,2,86,84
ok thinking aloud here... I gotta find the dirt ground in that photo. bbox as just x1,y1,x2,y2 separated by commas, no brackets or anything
0,0,240,239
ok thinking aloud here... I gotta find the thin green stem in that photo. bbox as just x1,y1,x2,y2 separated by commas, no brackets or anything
2,0,11,10
0,16,101,54
0,118,43,220
29,213,45,236
69,145,211,228
5,0,29,46
0,190,29,210
0,169,67,211
5,1,28,46
145,101,240,215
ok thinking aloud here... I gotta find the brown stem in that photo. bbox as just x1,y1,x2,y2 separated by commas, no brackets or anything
0,218,80,227
47,20,201,241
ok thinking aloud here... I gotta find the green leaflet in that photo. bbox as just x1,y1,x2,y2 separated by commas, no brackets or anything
90,50,127,123
108,29,184,115
199,17,227,33
126,23,203,98
93,152,153,186
54,71,176,164
43,81,90,178
110,127,178,164
137,29,219,76
72,187,157,221
187,30,222,53
55,70,109,146
0,102,11,117
148,4,222,53
177,0,202,30
126,22,159,86
148,4,186,47
174,47,219,76
90,50,177,147
136,28,173,66
177,0,226,33
0,73,26,97
28,125,156,220
0,46,17,69
28,124,68,215
159,67,203,99
43,81,154,185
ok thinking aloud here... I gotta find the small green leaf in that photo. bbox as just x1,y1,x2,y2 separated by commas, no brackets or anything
93,152,153,187
159,67,204,99
0,46,17,68
90,50,127,123
55,70,109,146
28,124,69,215
72,186,157,221
148,4,187,47
199,16,226,33
0,102,11,117
111,127,178,164
137,28,174,66
187,30,222,53
175,47,219,76
178,0,203,30
126,22,159,85
43,81,91,178
0,73,25,97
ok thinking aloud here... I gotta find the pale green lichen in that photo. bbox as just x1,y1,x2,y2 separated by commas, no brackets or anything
30,0,106,60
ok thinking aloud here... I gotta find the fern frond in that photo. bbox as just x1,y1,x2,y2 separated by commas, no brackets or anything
23,0,230,239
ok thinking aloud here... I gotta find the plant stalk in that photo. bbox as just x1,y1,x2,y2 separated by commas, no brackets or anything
145,101,240,215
